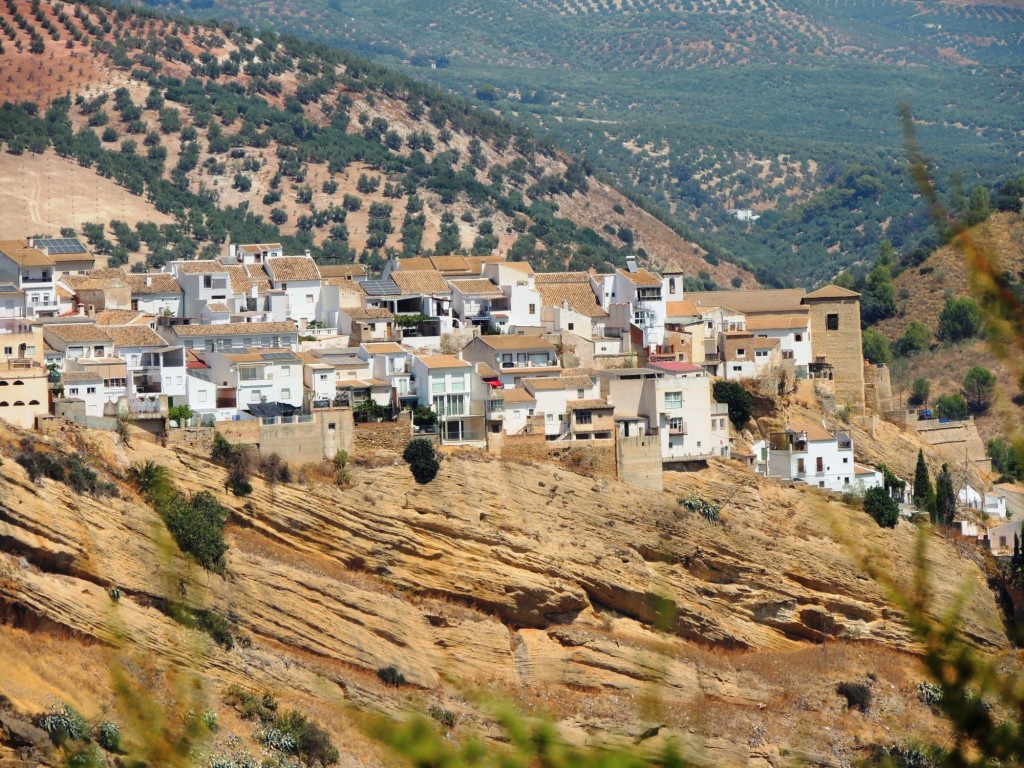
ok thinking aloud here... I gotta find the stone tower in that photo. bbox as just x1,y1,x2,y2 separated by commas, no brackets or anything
803,285,865,413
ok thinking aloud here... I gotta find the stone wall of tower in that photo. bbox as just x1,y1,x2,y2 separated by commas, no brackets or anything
806,297,865,413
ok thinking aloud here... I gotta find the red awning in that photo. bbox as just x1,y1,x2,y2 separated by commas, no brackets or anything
486,379,502,388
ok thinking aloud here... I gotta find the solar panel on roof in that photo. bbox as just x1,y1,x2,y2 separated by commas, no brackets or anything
0,285,18,292
360,279,399,296
261,352,295,360
33,238,87,254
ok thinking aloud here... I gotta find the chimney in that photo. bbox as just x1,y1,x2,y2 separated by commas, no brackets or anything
305,250,311,259
146,274,153,287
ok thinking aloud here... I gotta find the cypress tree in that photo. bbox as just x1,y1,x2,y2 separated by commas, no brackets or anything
913,449,933,512
935,463,956,527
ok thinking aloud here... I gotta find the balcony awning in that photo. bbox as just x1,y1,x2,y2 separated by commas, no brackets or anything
486,379,502,388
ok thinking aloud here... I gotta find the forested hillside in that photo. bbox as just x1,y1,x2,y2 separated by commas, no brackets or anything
146,0,1024,286
0,0,749,285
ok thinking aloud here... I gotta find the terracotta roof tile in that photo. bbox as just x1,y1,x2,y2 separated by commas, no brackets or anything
106,326,167,348
416,355,471,370
124,273,183,295
567,398,611,410
391,270,451,296
266,255,321,282
744,313,809,331
537,283,607,318
534,272,591,284
393,257,435,271
617,268,662,287
361,342,405,354
803,284,861,300
323,278,366,295
476,335,556,351
173,261,231,275
170,321,298,338
43,323,113,343
61,370,103,383
688,289,806,314
449,278,503,297
343,306,393,321
94,310,147,326
318,264,366,278
430,255,471,273
501,388,536,404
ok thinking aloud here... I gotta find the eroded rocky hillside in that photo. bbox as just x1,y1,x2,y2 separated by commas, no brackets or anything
0,419,1010,767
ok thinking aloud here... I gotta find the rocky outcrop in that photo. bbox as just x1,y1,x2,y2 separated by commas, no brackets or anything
0,425,1010,765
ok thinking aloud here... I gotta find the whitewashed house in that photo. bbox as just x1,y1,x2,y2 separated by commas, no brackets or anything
411,354,484,445
196,348,305,415
763,423,881,492
108,325,188,404
264,255,322,328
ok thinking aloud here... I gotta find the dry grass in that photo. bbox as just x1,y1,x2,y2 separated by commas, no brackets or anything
0,150,173,241
0,626,113,715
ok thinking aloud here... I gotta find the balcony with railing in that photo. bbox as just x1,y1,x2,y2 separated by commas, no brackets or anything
498,357,558,370
668,420,688,436
132,369,163,394
485,396,504,420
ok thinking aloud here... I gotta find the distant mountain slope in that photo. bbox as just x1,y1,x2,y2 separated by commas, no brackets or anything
873,209,1024,443
0,0,749,286
150,0,1024,286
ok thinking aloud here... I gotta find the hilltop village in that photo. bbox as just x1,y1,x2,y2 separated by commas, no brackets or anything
0,234,1013,523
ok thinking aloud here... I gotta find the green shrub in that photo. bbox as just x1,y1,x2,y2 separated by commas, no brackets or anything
16,445,117,496
428,705,457,730
679,495,720,524
127,460,172,504
38,703,89,744
159,491,229,573
211,432,257,496
259,452,291,485
377,665,407,687
168,403,193,424
161,602,234,649
864,486,900,528
403,439,439,484
918,681,943,707
836,681,872,712
334,449,351,487
223,685,278,723
222,686,338,765
95,721,121,752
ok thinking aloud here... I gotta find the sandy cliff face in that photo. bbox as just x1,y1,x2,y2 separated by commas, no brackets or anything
0,424,1010,766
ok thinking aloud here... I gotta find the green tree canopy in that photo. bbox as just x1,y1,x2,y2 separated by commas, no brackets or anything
403,439,440,484
909,377,930,407
934,393,969,421
937,296,982,343
712,380,754,430
934,463,956,527
898,320,931,355
864,486,900,528
962,365,997,414
861,328,892,365
913,449,933,512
